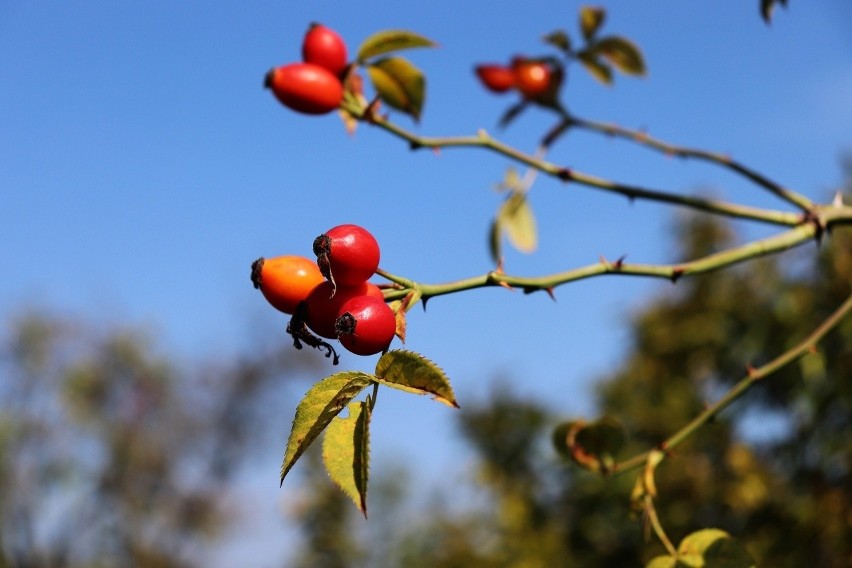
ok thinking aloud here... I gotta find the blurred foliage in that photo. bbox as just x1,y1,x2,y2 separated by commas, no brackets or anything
0,312,318,567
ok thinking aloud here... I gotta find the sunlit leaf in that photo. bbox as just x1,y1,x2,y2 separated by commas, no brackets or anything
366,57,426,121
357,30,436,62
500,192,537,253
580,6,606,41
578,50,613,85
322,401,371,516
374,350,458,408
280,372,374,483
595,36,646,76
645,556,676,568
543,29,571,54
494,167,523,193
677,529,756,568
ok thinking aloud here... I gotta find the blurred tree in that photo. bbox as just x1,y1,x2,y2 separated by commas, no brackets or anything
0,311,318,567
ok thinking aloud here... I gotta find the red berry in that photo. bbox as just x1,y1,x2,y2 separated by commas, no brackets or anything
302,23,348,77
512,57,563,103
304,280,384,339
264,63,343,115
475,64,516,93
335,295,396,356
313,224,380,287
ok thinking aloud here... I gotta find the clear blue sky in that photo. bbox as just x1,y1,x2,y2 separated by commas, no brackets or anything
1,1,850,563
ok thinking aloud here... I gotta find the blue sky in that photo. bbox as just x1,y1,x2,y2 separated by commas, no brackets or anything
1,1,851,563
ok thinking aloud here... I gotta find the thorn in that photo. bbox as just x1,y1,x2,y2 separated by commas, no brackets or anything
745,363,758,378
833,191,844,208
409,140,422,150
421,296,429,312
545,287,557,302
432,147,441,157
498,280,515,291
670,267,684,283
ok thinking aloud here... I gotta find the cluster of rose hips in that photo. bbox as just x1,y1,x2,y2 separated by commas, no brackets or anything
251,224,396,361
475,57,563,104
265,23,349,115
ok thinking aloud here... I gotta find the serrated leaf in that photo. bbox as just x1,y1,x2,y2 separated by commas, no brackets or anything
578,50,613,85
500,192,537,253
374,350,458,408
595,36,646,76
357,30,436,62
280,372,374,483
543,29,571,54
677,529,756,568
366,57,426,121
580,6,606,41
322,401,370,517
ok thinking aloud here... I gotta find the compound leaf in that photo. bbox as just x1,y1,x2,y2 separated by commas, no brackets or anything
280,371,374,483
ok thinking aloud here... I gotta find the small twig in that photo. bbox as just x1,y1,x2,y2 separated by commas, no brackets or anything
566,115,816,212
644,494,677,557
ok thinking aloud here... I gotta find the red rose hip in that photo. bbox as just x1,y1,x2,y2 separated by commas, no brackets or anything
304,280,384,339
302,23,348,77
335,295,396,356
264,63,343,115
313,224,380,287
475,64,516,93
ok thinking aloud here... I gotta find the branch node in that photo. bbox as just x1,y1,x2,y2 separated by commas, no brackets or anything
556,168,572,182
670,267,685,283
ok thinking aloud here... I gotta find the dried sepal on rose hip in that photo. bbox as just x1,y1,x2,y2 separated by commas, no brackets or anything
250,255,325,314
313,224,381,288
304,280,384,339
302,23,348,77
335,295,396,356
264,63,344,115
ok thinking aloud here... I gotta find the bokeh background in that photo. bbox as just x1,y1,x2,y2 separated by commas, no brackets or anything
2,1,851,566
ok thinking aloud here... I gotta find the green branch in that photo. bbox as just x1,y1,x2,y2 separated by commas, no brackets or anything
342,100,803,227
379,222,824,302
611,288,852,476
566,115,816,212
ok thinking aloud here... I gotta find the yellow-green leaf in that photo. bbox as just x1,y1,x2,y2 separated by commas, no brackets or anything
280,372,374,483
500,192,537,254
374,350,458,408
542,29,571,54
357,29,436,62
578,50,613,85
645,556,676,568
595,36,646,76
366,57,426,121
494,167,524,193
580,6,606,41
322,401,371,517
677,529,756,568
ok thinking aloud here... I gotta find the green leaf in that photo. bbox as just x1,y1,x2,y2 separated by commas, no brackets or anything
594,36,646,76
577,50,613,85
280,372,374,483
677,529,756,568
366,57,426,121
542,29,571,54
374,350,459,408
645,556,677,568
499,192,537,254
322,401,371,517
357,30,436,62
494,167,524,193
489,217,503,265
580,6,606,41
